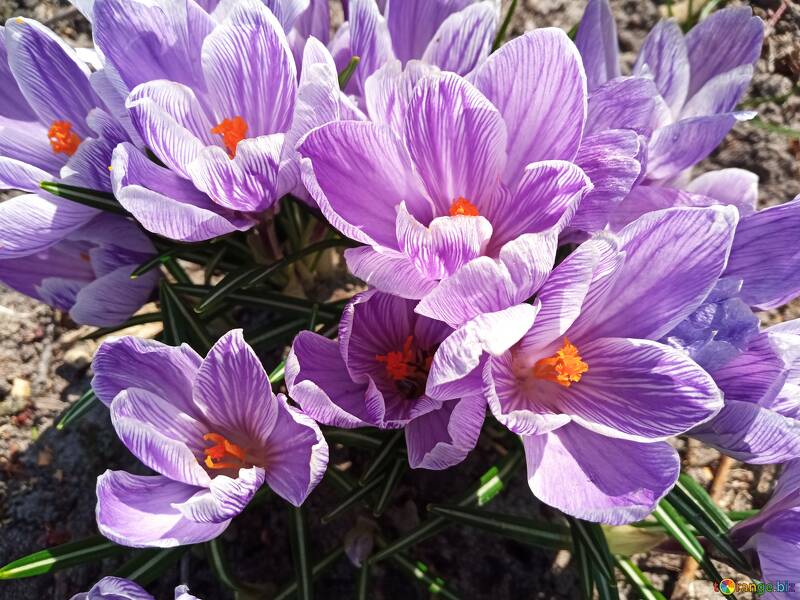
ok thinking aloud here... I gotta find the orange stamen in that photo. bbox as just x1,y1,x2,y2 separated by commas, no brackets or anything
376,335,415,381
449,197,480,217
532,338,588,387
211,116,248,158
202,432,247,470
48,120,80,156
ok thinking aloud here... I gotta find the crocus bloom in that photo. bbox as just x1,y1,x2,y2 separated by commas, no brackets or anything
300,28,633,301
730,460,800,598
0,214,158,327
575,1,762,184
97,0,348,241
71,577,199,600
331,0,499,101
92,330,327,547
287,290,487,470
473,206,736,523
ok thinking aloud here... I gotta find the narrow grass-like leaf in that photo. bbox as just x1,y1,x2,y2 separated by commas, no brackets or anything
131,248,180,279
427,505,571,549
747,117,800,139
592,561,621,600
56,388,99,430
568,519,615,582
369,448,523,563
163,256,191,285
389,554,461,600
373,458,407,517
269,360,286,384
667,487,751,574
492,0,517,51
360,430,404,485
288,505,313,600
615,556,668,600
204,245,227,284
160,281,213,352
40,181,128,215
114,547,185,586
206,538,266,595
82,312,163,341
246,317,307,348
0,536,125,579
653,500,727,589
675,473,733,531
193,267,261,315
570,523,595,600
338,56,360,89
357,563,371,600
273,547,345,600
321,472,387,524
323,429,384,450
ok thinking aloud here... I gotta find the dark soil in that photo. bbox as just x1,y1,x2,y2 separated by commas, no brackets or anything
1,1,798,599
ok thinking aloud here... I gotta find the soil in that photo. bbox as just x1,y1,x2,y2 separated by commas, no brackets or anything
0,1,798,599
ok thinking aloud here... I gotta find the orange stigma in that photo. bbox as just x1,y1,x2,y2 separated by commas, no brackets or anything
376,335,434,399
532,338,588,387
211,116,248,158
449,197,480,217
48,120,80,156
202,432,248,470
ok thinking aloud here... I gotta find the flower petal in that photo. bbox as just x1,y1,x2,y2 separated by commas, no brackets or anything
262,396,328,506
92,335,202,408
724,197,800,310
404,72,507,214
69,264,158,328
0,157,52,192
343,245,437,300
471,29,587,182
574,0,620,91
524,424,680,524
421,1,497,75
347,0,394,94
681,65,754,119
385,0,471,63
177,467,265,523
685,168,758,216
632,20,689,115
299,121,430,247
201,0,296,135
96,471,227,548
406,395,486,470
586,76,663,137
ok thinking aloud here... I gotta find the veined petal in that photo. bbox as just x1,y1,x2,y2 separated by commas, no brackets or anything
365,60,440,138
96,471,228,548
685,168,758,216
471,28,587,183
524,425,680,524
177,466,264,523
0,157,51,192
681,64,754,119
70,264,159,328
421,1,497,75
632,20,689,115
348,0,394,94
343,245,437,300
385,0,472,63
574,0,620,91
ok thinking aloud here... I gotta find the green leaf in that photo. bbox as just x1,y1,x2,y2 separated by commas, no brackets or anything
82,312,163,341
492,0,517,51
667,485,751,574
373,458,407,517
159,281,214,352
245,317,308,349
369,448,523,563
675,473,733,531
653,500,727,590
427,505,571,550
206,538,266,595
615,556,668,600
40,181,128,216
321,471,387,524
204,244,228,284
747,116,800,139
114,547,185,586
269,360,286,384
131,248,180,279
273,547,345,600
323,429,384,450
571,524,595,600
56,388,99,430
357,563,371,600
338,56,360,89
389,554,461,600
0,536,125,580
360,430,404,485
288,505,313,600
192,267,262,315
567,519,615,582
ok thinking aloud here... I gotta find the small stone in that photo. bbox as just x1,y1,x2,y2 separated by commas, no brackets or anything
0,379,30,416
10,378,30,402
63,345,93,371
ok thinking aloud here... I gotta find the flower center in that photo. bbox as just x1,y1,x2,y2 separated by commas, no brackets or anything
532,338,588,387
449,197,480,217
211,116,248,158
375,335,434,399
202,432,248,470
48,121,81,156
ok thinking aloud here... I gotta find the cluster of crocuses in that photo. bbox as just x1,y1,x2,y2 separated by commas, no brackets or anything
0,0,798,596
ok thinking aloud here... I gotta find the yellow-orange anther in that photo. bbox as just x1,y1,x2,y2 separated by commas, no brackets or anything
48,120,80,156
449,197,480,217
532,338,588,387
211,116,248,158
203,432,247,470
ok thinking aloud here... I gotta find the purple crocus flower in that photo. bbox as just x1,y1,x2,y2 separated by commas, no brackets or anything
301,28,623,300
730,460,800,598
0,213,158,327
575,1,762,184
94,0,349,241
92,330,328,547
331,0,499,101
451,206,736,524
689,317,800,464
71,577,199,600
0,17,132,253
286,290,487,470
